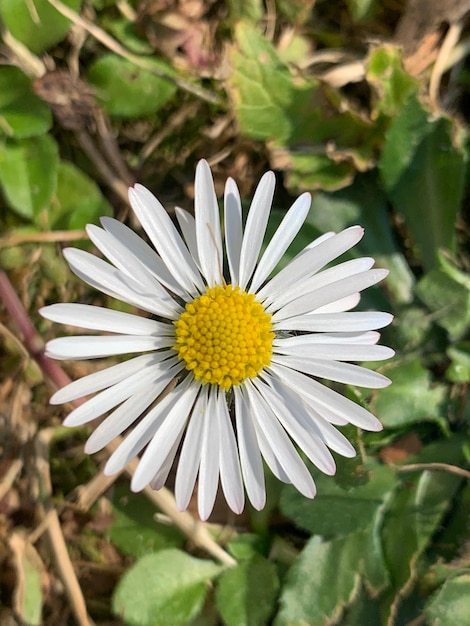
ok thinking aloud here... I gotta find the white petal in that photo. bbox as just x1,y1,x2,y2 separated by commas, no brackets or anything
100,217,187,297
267,375,356,457
224,177,242,286
269,362,382,431
272,269,389,321
85,382,168,453
274,331,381,347
238,171,276,290
309,415,356,458
45,335,175,360
292,231,335,258
175,207,200,270
250,192,311,293
175,386,208,511
104,377,194,477
197,388,220,520
41,303,172,336
253,377,336,475
149,435,183,490
129,184,204,293
50,353,159,404
258,225,364,301
275,311,394,333
131,380,201,491
86,224,172,300
268,257,375,310
234,386,266,510
217,391,244,514
63,359,180,426
272,354,391,388
254,426,291,483
315,293,361,313
64,248,178,318
194,159,223,286
245,380,316,497
273,341,394,362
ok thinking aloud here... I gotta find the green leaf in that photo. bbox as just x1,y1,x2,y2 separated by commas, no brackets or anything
0,0,81,54
425,574,470,626
367,46,418,117
47,161,113,230
447,341,470,383
227,0,263,23
379,97,466,270
348,0,379,22
373,358,446,428
112,550,222,626
87,54,177,119
229,22,300,143
275,530,387,626
100,16,154,55
0,66,52,138
416,256,470,339
107,486,184,559
10,535,43,626
215,555,279,626
280,151,356,192
0,135,59,219
309,172,415,304
382,457,462,592
390,306,433,352
280,463,396,538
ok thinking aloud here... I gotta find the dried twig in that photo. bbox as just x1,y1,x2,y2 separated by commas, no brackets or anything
429,21,463,110
36,428,96,626
0,458,23,502
47,0,222,106
395,461,470,480
0,230,87,248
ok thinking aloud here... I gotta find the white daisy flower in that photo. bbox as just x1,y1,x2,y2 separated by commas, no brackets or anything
41,160,394,520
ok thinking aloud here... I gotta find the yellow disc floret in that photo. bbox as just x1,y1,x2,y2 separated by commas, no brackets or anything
174,285,274,390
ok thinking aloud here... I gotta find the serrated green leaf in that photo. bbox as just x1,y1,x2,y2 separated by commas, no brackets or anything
342,584,382,626
416,261,470,339
281,151,356,192
382,456,462,592
87,54,177,119
390,307,432,352
229,23,299,142
280,463,395,538
47,161,113,230
226,534,267,561
107,485,184,559
0,135,58,219
0,66,52,138
425,574,470,626
112,550,222,626
215,555,279,626
367,46,418,117
275,533,376,626
379,97,465,270
373,358,446,427
0,0,81,54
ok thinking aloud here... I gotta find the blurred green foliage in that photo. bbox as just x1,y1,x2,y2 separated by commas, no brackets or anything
1,0,470,625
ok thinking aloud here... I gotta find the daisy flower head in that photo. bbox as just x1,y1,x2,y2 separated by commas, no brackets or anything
41,160,394,521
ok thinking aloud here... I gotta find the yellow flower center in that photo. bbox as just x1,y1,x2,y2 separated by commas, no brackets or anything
174,284,274,390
